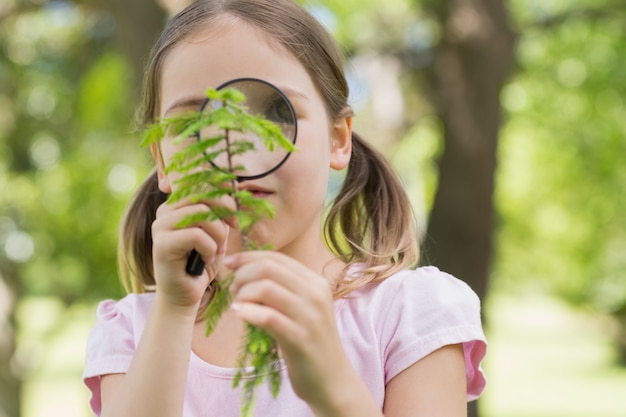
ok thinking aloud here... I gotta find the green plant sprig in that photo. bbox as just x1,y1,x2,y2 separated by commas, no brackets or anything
142,86,297,417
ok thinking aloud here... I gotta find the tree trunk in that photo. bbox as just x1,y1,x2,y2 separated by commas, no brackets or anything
86,0,168,96
422,0,516,306
418,1,517,415
616,306,626,366
0,266,21,417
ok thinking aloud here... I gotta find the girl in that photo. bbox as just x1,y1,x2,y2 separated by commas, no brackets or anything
83,1,487,416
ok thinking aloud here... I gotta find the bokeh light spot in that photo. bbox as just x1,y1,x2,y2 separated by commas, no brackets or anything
30,134,61,170
4,230,35,263
108,164,137,194
501,82,528,112
557,58,588,88
27,86,57,119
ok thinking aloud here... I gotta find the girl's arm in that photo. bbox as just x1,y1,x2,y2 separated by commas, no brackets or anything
306,344,467,417
100,297,198,417
383,344,468,416
99,199,232,417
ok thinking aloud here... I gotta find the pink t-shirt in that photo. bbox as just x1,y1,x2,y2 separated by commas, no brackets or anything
83,266,487,416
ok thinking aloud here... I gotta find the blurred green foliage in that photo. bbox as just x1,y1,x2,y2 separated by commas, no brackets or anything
0,2,149,303
495,0,626,313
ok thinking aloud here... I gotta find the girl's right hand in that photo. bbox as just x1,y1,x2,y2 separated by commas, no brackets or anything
150,198,236,311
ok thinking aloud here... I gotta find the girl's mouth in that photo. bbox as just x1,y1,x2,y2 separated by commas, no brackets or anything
251,191,271,198
237,183,272,198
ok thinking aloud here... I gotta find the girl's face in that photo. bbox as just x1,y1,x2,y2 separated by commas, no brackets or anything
155,16,352,258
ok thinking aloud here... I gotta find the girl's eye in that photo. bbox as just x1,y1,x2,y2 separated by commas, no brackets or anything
264,96,294,124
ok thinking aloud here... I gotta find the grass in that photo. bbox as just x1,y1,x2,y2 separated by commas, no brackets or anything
14,291,626,416
481,293,626,417
16,298,93,417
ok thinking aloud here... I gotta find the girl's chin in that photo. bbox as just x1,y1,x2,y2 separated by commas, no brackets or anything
227,225,274,250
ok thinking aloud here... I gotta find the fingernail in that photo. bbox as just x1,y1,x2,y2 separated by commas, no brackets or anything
223,255,236,267
231,301,241,311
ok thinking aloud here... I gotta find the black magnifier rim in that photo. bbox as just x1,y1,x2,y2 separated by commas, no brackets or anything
195,77,298,182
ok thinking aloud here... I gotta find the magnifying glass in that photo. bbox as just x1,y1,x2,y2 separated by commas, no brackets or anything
186,78,298,275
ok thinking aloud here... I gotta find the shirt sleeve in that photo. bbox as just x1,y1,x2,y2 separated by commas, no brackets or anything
380,267,487,400
83,298,138,415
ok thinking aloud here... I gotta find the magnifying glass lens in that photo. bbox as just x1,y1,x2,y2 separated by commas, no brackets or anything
197,78,297,181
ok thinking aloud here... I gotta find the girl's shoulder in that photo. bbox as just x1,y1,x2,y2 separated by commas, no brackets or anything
348,265,481,310
340,266,485,347
94,292,155,324
338,265,487,399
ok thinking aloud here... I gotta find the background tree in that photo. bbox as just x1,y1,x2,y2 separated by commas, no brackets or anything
415,0,516,306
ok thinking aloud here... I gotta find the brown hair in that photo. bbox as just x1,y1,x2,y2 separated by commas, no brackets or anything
119,0,420,297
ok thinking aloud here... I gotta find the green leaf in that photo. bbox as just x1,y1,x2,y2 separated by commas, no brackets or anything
233,324,282,412
174,211,217,228
141,123,165,146
236,211,256,233
236,193,276,219
177,169,236,187
204,276,234,335
206,87,246,104
167,179,231,205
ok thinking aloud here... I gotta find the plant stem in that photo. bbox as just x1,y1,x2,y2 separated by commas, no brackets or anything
223,125,250,250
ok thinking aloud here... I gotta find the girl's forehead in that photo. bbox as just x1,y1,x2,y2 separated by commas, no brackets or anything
158,17,315,116
165,16,297,80
185,16,280,48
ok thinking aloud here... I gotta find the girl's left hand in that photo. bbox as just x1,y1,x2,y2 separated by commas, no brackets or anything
225,251,350,409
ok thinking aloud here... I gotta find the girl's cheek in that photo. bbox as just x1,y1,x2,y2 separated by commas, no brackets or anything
160,136,195,165
157,140,187,192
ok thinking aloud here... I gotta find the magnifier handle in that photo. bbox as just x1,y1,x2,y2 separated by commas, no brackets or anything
185,250,205,276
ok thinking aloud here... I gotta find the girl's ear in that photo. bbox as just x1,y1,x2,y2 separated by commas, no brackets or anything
330,110,353,170
151,143,172,193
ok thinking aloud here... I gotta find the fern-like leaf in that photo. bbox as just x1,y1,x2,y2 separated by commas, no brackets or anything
143,86,300,416
204,276,234,335
234,324,282,416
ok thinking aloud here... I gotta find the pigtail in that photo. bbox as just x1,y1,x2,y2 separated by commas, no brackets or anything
325,132,420,297
118,170,167,293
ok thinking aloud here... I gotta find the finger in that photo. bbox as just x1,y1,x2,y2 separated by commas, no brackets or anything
161,195,238,229
233,278,326,333
153,205,228,263
235,278,294,310
153,227,218,263
155,203,231,253
158,203,227,231
153,228,222,285
226,252,328,295
232,301,303,345
227,256,334,335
